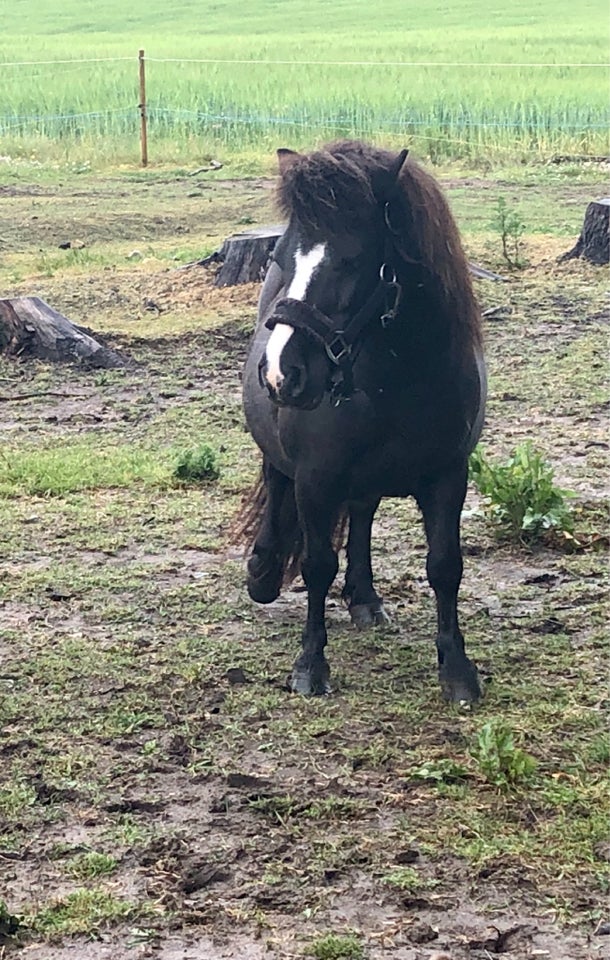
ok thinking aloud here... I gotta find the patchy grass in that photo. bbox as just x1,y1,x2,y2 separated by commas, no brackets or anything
0,168,608,957
64,852,119,880
307,933,365,959
0,440,171,497
27,888,144,938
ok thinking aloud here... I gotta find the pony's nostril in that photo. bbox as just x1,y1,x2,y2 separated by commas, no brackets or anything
285,365,306,397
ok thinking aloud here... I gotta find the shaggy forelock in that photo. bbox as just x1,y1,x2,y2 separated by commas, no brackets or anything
277,141,388,232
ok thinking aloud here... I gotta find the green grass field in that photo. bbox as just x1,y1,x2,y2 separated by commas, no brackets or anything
0,0,607,169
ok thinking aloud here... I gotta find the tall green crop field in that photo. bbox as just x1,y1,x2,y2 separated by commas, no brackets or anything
0,0,607,168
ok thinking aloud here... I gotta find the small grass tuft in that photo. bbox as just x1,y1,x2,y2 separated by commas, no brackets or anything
172,444,220,484
471,720,537,788
469,441,574,542
0,781,37,820
381,865,436,892
307,932,365,960
249,794,367,822
27,888,141,938
65,851,118,880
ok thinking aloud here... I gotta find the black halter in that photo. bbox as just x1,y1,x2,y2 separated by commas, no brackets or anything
264,207,402,404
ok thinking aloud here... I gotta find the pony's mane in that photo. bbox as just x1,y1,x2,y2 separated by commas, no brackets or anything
277,140,482,352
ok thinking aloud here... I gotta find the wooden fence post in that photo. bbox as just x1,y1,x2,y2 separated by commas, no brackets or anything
138,48,148,167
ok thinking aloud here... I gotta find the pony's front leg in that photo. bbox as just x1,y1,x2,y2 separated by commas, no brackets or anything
416,465,481,704
291,481,339,696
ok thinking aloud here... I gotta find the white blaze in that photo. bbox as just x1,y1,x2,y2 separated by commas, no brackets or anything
265,243,326,391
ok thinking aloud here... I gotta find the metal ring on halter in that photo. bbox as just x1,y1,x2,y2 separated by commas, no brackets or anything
379,262,397,284
383,201,401,235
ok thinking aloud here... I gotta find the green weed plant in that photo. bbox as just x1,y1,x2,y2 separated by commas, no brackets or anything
172,444,220,484
469,442,574,542
493,197,527,268
410,757,469,784
471,720,537,788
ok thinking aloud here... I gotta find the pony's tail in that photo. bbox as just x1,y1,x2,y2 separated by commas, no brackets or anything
232,468,347,587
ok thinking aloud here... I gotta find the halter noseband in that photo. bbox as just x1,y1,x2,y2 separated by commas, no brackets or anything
264,205,402,404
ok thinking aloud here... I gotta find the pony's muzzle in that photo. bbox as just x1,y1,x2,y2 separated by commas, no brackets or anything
258,352,311,408
258,353,283,402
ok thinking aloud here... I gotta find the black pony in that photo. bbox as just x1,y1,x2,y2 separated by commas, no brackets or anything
241,140,486,703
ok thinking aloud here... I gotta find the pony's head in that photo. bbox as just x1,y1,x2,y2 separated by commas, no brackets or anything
259,142,409,410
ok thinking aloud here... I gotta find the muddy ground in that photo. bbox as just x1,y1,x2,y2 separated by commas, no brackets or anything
0,166,608,959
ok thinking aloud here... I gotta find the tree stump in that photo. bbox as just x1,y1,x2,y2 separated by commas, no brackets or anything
559,199,610,265
0,297,126,368
188,224,509,287
213,226,285,287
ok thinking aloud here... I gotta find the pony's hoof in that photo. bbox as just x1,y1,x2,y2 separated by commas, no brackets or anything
247,577,281,604
439,657,482,704
349,602,391,629
247,555,282,604
290,656,331,696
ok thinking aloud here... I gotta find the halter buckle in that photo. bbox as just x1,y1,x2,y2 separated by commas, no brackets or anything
325,332,350,365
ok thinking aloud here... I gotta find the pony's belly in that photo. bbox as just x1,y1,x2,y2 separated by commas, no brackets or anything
349,456,419,499
347,433,465,499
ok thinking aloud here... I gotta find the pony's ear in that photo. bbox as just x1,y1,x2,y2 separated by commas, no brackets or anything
277,148,301,174
390,149,409,182
373,148,409,202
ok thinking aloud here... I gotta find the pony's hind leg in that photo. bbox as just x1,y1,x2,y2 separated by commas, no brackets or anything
343,497,391,628
247,459,296,605
416,465,481,704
